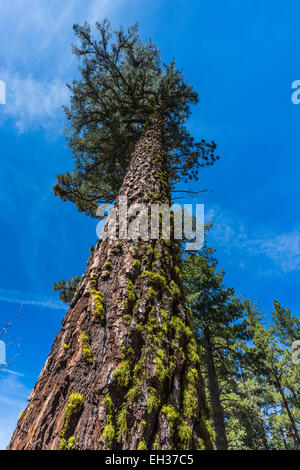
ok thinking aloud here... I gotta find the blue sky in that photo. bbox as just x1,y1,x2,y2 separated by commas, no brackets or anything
0,0,299,449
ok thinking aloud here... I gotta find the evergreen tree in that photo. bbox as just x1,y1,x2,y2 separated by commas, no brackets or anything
183,252,248,449
244,303,300,449
8,20,218,450
53,19,218,217
53,276,81,303
183,251,300,451
220,329,271,450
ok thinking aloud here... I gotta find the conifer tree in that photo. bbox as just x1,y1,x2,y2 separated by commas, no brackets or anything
53,276,82,303
183,252,300,451
8,20,218,450
53,20,218,217
248,303,300,449
217,301,300,450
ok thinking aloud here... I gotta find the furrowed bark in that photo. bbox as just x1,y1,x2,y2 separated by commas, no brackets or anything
203,329,228,450
8,113,214,450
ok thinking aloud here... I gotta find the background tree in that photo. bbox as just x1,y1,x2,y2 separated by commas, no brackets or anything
183,251,249,449
246,303,300,449
183,248,300,450
221,302,300,450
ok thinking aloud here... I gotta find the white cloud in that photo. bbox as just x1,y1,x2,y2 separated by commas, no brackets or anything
0,1,119,71
0,0,125,132
0,289,66,310
0,72,69,132
256,232,300,272
207,206,300,273
1,369,24,377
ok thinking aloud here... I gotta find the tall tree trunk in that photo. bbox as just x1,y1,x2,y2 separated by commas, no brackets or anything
8,113,214,450
203,329,228,450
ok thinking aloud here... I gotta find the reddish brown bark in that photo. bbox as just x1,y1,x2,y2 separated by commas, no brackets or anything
8,114,214,450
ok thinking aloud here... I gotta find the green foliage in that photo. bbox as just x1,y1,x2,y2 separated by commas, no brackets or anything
53,276,81,303
271,300,300,347
184,249,300,450
53,19,219,217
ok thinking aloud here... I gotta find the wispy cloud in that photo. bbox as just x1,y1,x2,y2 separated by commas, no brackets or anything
207,206,300,273
0,0,119,71
255,232,300,272
0,72,69,132
0,369,24,377
0,0,124,132
0,289,66,310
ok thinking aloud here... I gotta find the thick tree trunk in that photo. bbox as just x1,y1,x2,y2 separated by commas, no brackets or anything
203,329,228,450
8,113,214,450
